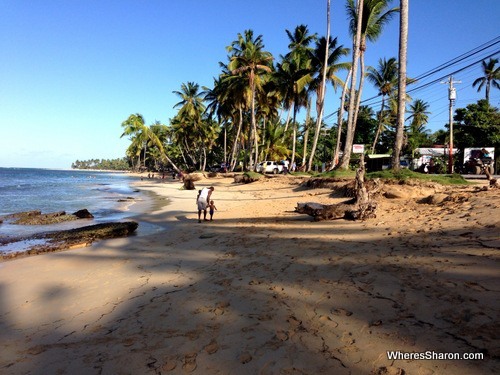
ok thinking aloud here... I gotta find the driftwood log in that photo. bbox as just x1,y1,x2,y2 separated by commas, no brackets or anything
296,155,378,221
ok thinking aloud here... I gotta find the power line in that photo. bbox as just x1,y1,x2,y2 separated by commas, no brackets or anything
407,49,499,95
323,36,500,123
412,36,500,82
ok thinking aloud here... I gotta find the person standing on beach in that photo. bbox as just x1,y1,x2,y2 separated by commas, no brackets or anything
208,200,217,221
197,186,214,223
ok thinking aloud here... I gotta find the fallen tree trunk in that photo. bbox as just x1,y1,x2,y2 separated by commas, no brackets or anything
296,154,378,221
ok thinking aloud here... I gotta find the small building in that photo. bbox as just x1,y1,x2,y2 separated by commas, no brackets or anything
366,154,392,172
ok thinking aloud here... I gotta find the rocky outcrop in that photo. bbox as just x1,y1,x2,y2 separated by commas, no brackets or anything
1,221,139,260
1,210,91,225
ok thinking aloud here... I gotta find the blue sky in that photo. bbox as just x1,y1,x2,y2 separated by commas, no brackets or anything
1,0,499,169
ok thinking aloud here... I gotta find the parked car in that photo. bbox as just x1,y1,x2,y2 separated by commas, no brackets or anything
256,161,283,174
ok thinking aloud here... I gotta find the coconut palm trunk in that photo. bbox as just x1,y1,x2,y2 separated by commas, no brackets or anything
371,95,386,154
230,108,244,171
339,0,363,170
392,0,408,171
332,69,351,168
302,100,312,168
307,0,331,171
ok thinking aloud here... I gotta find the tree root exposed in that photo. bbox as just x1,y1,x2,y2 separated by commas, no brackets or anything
296,155,378,221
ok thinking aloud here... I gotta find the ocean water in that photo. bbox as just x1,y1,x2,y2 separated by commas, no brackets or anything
0,168,149,253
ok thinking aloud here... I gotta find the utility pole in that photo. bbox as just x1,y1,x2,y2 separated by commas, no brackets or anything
441,76,461,173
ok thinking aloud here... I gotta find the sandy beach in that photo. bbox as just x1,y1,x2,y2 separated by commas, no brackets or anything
0,173,498,374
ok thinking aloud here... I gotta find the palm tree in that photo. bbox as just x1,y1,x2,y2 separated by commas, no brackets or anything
172,82,207,169
307,0,331,171
262,120,290,161
218,63,252,171
392,0,408,171
407,99,430,129
406,99,430,157
308,35,350,170
285,24,317,58
275,25,316,168
339,0,399,169
173,81,206,123
203,78,226,164
227,30,274,169
332,68,352,168
274,52,312,168
366,57,398,153
172,81,221,171
121,113,149,170
339,0,363,170
472,58,500,103
121,114,180,172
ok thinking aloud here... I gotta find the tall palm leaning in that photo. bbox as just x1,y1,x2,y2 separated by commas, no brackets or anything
227,30,273,170
340,0,399,169
472,58,500,103
121,113,180,172
366,57,398,154
121,113,149,170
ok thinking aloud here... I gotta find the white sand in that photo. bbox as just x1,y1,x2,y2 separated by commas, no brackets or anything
0,174,498,374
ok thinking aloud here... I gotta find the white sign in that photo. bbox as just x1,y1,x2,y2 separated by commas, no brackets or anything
352,144,364,154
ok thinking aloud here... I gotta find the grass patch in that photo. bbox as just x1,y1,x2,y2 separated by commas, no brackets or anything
366,169,469,185
311,169,357,178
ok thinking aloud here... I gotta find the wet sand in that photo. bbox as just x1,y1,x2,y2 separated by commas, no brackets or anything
0,174,498,374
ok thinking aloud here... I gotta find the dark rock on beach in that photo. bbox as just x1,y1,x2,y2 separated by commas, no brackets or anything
72,209,94,219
